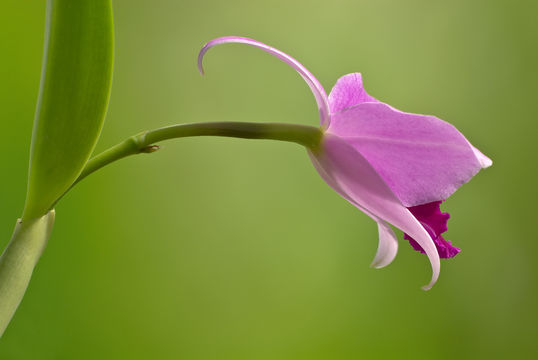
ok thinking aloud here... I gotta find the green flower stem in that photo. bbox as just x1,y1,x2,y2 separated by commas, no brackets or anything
59,121,322,201
0,211,55,336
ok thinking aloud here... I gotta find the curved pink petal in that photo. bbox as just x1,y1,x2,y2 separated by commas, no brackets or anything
310,134,440,290
328,73,379,114
308,151,399,268
198,36,331,128
327,102,488,207
371,221,398,269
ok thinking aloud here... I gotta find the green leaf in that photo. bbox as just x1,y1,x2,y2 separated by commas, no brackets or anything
23,0,114,219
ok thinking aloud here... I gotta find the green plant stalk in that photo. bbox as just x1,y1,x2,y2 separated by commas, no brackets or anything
0,211,55,336
55,121,323,204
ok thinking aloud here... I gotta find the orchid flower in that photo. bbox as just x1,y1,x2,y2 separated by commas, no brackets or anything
198,36,491,290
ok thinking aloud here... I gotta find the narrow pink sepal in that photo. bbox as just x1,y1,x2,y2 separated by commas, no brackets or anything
327,102,486,207
328,73,379,114
371,221,398,269
197,36,331,128
310,134,440,290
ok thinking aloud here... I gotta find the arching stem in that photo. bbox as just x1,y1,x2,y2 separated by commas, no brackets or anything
51,121,323,208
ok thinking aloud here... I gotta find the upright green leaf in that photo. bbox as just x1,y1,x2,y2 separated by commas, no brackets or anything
23,0,114,219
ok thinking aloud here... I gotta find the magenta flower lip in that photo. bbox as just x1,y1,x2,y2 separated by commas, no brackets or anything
198,36,492,290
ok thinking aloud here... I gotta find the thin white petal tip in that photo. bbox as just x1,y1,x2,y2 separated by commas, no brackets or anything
480,156,493,168
471,145,492,168
370,263,386,270
370,222,398,269
197,46,207,76
421,276,438,291
369,254,394,269
421,284,433,291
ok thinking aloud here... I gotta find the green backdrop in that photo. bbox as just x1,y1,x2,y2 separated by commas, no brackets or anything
1,0,536,358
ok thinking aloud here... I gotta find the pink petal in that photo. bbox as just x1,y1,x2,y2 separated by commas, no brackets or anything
310,134,440,290
371,221,398,269
327,102,487,207
328,73,379,114
198,36,331,128
308,151,398,268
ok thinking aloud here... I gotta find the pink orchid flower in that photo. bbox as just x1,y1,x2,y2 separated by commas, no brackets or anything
198,37,492,290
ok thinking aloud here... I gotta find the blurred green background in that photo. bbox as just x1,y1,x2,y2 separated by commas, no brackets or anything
1,0,537,358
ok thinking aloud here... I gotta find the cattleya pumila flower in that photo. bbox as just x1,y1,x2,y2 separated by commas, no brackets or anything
198,37,492,290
